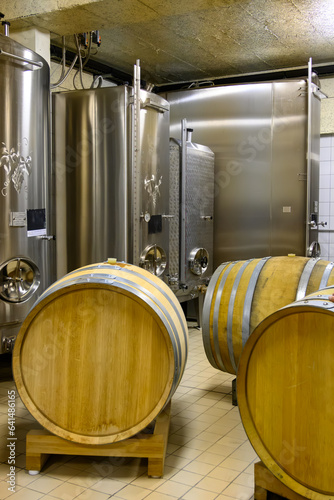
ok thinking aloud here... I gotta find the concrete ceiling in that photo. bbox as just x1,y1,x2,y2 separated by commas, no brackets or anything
3,0,334,87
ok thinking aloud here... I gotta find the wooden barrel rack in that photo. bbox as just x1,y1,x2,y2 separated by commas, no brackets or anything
26,402,171,477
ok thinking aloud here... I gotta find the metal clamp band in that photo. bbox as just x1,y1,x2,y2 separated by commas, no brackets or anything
212,262,237,371
296,258,320,301
319,262,334,289
242,256,271,347
226,259,254,373
202,263,230,370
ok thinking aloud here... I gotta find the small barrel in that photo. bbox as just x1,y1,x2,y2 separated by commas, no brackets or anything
237,286,334,499
202,256,334,374
13,262,188,445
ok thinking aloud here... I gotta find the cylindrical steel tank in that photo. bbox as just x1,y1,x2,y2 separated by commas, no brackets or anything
0,33,55,353
169,121,214,302
52,85,171,278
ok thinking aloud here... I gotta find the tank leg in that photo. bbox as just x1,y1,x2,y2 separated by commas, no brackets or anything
232,378,238,406
25,404,171,477
194,293,204,328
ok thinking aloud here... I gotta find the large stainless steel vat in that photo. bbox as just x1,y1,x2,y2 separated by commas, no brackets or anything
0,33,55,353
53,86,171,276
162,78,321,268
169,123,214,302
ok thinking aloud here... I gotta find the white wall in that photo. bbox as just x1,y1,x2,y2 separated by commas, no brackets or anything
318,77,334,261
320,76,334,135
318,135,334,260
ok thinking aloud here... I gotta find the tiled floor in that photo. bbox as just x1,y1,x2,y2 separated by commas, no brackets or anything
0,326,259,500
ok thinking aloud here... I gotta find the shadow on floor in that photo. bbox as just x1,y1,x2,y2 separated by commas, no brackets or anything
0,353,13,381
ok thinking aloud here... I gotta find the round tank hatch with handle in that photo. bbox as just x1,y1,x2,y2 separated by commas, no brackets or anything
0,257,40,303
139,244,167,276
189,248,209,276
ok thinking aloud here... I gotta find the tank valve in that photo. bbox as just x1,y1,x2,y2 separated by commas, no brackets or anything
2,336,16,352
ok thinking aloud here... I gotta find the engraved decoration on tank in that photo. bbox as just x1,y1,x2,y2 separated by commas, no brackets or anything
1,140,32,196
144,174,162,207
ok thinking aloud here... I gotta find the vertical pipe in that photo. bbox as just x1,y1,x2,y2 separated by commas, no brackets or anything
2,22,10,37
180,119,187,284
132,60,141,265
306,57,312,254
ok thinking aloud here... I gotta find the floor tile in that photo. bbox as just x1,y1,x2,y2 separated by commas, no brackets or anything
155,479,191,497
46,481,86,499
91,476,128,495
115,484,152,499
74,489,111,500
131,473,166,490
14,469,38,487
164,455,192,469
220,456,251,472
5,488,44,500
67,470,101,488
28,475,64,493
182,486,218,499
222,482,254,499
209,466,240,482
234,472,254,488
170,469,204,487
196,476,230,493
0,480,16,498
183,459,216,475
145,492,178,499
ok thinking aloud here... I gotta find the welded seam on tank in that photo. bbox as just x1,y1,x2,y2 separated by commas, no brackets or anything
227,260,254,373
213,263,237,371
68,264,188,360
242,256,271,348
202,263,229,370
319,262,334,289
296,258,320,301
38,275,182,394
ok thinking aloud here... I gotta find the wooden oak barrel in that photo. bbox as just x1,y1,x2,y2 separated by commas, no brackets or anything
237,286,334,499
202,256,334,374
13,261,188,445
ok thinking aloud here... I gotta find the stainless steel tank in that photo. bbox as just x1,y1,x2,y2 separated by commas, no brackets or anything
161,77,322,268
52,85,171,277
169,121,214,304
0,33,55,353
